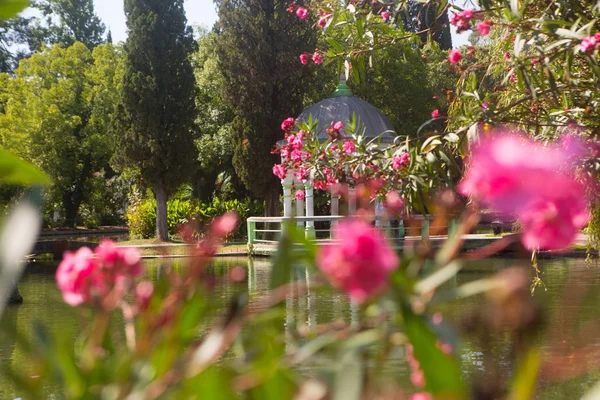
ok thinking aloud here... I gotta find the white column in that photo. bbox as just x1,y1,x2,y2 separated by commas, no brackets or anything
282,174,294,218
296,193,305,228
330,193,339,236
304,183,315,239
330,193,339,216
348,187,357,216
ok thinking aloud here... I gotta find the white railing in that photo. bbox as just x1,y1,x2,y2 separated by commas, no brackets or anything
247,215,459,249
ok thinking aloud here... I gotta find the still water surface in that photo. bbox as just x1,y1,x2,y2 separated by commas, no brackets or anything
1,256,600,399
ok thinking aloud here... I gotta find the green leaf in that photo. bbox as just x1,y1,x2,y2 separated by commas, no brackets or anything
269,221,296,289
402,307,465,397
0,148,51,185
508,348,541,400
0,0,29,19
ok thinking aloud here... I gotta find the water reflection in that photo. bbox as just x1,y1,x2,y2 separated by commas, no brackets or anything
1,256,600,399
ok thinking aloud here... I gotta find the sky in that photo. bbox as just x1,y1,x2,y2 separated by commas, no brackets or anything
94,0,470,47
94,0,219,43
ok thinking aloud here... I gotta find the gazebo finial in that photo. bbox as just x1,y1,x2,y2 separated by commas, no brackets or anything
331,73,353,97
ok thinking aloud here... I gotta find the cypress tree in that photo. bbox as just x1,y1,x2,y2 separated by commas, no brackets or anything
215,0,318,217
115,0,197,240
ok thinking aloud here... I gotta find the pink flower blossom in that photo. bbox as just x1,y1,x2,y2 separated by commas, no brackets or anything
448,49,462,64
272,164,287,180
299,52,309,65
580,36,598,53
290,149,303,161
56,247,96,306
504,51,511,60
314,180,327,191
381,11,391,21
95,240,143,278
410,393,433,400
450,10,474,33
211,212,239,238
286,2,294,13
343,140,355,154
312,51,324,64
411,370,425,388
459,132,589,250
281,117,295,131
481,101,489,109
384,191,404,213
135,280,154,310
461,9,474,19
392,152,410,169
296,7,308,20
595,33,600,41
317,14,330,27
477,21,491,36
316,219,399,303
295,190,305,201
294,166,309,181
332,120,343,130
431,109,440,118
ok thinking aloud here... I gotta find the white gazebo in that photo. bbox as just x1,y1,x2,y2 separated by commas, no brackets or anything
279,79,396,238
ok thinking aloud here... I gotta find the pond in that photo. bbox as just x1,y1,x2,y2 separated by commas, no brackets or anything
1,256,600,399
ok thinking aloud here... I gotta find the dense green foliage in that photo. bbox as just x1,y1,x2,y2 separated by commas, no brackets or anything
126,189,263,239
115,0,198,240
0,42,120,225
0,0,105,72
215,0,319,216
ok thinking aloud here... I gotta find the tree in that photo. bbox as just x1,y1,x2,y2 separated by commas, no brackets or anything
115,0,198,241
0,42,120,225
401,0,452,50
215,0,319,216
0,0,105,73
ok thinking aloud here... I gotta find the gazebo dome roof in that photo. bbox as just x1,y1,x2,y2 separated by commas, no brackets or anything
296,80,396,144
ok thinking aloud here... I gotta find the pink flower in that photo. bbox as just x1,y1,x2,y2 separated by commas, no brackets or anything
296,7,308,20
281,117,295,131
595,33,600,41
299,52,309,65
410,393,433,400
448,49,462,64
384,191,404,213
392,152,410,169
342,140,355,154
314,180,327,191
135,280,154,310
504,51,511,60
332,120,343,130
272,164,287,180
316,219,399,303
580,36,598,53
317,14,330,27
294,166,309,181
56,247,96,306
290,149,303,161
520,195,589,251
295,190,305,201
459,132,589,250
431,109,440,118
286,2,294,13
95,240,143,278
461,9,474,19
481,101,489,109
312,51,324,64
211,212,239,238
477,21,491,36
381,11,391,21
411,370,425,388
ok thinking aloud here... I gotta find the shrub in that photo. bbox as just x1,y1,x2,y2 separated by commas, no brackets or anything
126,193,264,239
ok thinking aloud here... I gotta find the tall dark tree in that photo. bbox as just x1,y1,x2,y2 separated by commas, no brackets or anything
401,0,452,50
115,0,198,240
215,0,318,216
